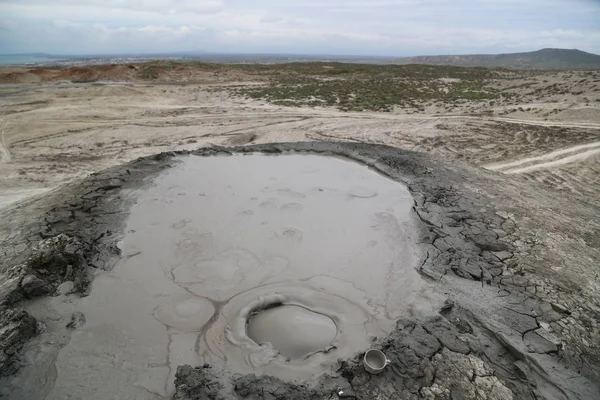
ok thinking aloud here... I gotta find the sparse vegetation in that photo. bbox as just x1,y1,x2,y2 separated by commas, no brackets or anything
226,63,502,112
139,66,159,80
1,60,598,118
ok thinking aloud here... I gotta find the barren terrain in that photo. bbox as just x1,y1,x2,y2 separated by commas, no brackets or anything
1,62,599,209
0,63,599,399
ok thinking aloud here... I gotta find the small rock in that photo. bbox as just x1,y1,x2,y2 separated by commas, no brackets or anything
66,312,86,330
492,251,513,261
524,331,558,354
542,310,563,323
471,237,512,252
494,229,508,238
36,321,47,334
337,386,356,398
64,243,79,257
57,281,75,295
496,211,511,219
423,316,470,354
21,275,52,298
539,321,551,331
440,299,455,313
451,318,473,334
535,328,562,347
551,303,571,315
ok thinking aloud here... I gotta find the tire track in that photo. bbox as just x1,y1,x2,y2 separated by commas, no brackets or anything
0,121,10,163
484,141,600,174
485,141,600,171
504,147,600,174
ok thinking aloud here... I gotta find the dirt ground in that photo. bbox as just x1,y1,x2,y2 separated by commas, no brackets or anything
0,64,599,399
1,64,599,209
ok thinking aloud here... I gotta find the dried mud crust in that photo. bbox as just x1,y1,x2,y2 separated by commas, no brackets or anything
0,142,599,399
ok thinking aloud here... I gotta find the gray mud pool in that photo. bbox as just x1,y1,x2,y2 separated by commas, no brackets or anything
8,154,443,399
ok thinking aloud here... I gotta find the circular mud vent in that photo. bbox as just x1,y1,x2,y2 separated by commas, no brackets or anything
247,304,338,360
153,295,215,332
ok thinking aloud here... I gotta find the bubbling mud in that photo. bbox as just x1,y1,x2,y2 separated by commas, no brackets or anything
204,279,389,380
154,295,215,332
246,304,337,360
13,153,444,399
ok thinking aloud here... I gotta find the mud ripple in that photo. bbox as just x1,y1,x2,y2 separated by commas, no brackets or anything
154,295,215,332
200,278,388,381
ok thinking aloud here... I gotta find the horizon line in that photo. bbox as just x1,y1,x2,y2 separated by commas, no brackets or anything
0,47,595,59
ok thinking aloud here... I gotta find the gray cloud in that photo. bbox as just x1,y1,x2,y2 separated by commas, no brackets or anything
0,0,598,55
0,0,223,14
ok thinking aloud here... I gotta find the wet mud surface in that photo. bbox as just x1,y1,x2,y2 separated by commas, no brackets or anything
247,304,338,360
1,142,599,400
5,154,440,399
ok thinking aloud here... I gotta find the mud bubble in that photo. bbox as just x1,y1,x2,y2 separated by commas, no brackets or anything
246,300,337,360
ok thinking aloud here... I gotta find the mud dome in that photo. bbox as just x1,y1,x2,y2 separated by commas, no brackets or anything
13,153,441,399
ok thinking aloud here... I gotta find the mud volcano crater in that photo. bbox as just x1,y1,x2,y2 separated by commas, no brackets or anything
246,302,337,360
1,142,599,400
2,146,444,399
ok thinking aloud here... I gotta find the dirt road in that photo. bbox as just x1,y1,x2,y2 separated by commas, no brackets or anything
486,141,600,171
0,121,10,163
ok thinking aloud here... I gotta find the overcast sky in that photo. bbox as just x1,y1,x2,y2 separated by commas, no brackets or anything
1,0,599,56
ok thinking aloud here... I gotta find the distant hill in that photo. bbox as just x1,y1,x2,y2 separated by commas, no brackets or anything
392,48,600,70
